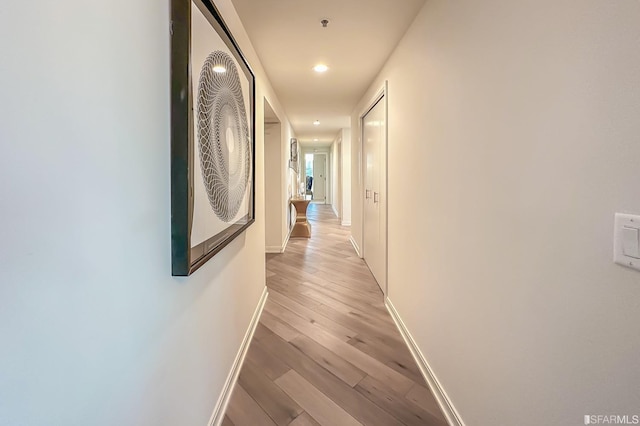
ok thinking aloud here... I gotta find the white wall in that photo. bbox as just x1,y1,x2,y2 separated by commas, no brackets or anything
0,0,290,425
331,134,341,218
264,122,283,250
352,0,640,424
340,129,352,226
264,101,297,253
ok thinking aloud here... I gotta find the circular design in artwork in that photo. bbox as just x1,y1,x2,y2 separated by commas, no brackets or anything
197,50,251,222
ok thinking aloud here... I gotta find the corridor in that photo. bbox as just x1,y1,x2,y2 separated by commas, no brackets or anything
223,205,448,425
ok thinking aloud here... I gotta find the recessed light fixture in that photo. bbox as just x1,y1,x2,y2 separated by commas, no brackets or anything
313,138,319,142
313,64,329,73
212,65,226,73
313,120,320,126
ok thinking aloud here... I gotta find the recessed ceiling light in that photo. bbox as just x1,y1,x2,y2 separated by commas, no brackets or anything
313,120,320,126
313,64,329,73
213,65,226,73
313,139,319,142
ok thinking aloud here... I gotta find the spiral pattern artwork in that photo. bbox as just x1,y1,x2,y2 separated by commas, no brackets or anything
197,51,251,222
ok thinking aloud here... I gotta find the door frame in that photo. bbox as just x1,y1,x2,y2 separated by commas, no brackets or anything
303,150,330,204
359,81,388,295
312,152,329,204
263,98,286,253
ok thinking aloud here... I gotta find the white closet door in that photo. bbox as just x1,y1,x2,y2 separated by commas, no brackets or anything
362,96,386,292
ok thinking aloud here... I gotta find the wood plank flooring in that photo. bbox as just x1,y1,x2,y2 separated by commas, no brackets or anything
223,204,447,426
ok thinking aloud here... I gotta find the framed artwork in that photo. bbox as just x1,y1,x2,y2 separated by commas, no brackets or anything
289,138,299,173
170,0,256,276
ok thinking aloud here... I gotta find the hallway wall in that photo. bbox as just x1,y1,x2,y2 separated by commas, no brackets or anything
340,128,352,226
331,133,341,218
0,0,292,425
351,0,640,424
264,122,284,251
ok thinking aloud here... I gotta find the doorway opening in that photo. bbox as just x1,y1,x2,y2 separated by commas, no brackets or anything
303,153,328,203
264,99,287,253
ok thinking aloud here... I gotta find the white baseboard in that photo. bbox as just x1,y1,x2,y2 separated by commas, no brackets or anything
331,204,340,218
208,287,269,426
349,236,361,258
282,229,291,253
385,298,465,426
341,220,351,226
265,230,291,254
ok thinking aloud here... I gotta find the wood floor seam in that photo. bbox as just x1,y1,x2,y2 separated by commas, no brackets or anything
223,205,448,426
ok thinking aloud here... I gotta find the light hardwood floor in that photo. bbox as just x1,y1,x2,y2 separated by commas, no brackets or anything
223,204,447,426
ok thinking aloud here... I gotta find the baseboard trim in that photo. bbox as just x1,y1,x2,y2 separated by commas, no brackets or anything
331,204,340,218
281,229,291,253
385,298,465,426
265,230,291,254
341,220,351,227
208,287,269,426
349,236,361,258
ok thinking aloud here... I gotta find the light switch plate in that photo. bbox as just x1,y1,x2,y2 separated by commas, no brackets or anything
614,213,640,271
622,227,640,258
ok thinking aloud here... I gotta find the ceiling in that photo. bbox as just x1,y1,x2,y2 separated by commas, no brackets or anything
231,0,426,147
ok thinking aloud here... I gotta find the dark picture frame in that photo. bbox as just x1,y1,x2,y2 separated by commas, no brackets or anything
289,138,299,173
170,0,256,276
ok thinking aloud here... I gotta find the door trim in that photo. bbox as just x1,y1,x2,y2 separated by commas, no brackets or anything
312,153,328,204
359,81,388,295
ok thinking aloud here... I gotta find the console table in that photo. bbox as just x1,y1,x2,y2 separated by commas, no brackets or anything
290,198,311,238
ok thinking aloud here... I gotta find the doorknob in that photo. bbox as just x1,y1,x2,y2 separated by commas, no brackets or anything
374,192,379,203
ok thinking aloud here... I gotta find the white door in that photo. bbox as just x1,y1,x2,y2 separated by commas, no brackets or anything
363,96,386,293
313,154,326,203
